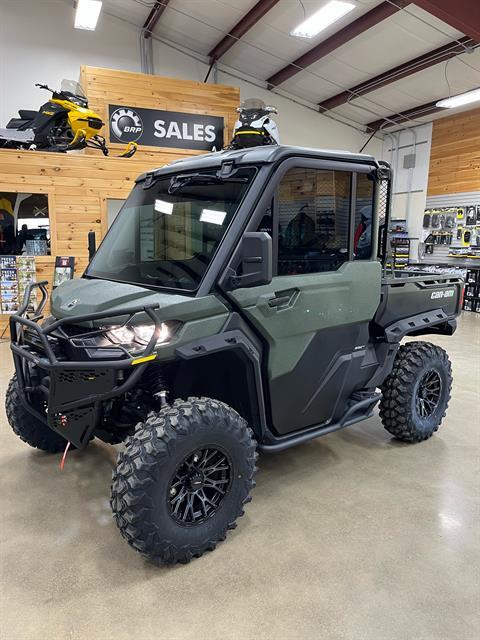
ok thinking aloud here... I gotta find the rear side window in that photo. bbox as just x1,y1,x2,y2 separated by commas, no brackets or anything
277,168,351,275
353,172,374,260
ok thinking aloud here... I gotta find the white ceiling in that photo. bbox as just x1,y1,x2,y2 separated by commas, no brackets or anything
101,0,480,131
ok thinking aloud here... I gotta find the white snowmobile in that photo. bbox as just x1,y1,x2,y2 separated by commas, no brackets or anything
227,98,279,149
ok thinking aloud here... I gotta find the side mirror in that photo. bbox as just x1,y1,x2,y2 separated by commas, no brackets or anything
231,232,272,288
88,230,96,260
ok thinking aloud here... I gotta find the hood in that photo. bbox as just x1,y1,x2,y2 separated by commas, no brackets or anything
51,278,191,321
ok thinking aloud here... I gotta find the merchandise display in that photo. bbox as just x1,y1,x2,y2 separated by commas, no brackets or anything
0,256,19,313
421,204,480,262
17,256,36,311
385,220,410,269
0,255,36,314
6,146,463,565
463,268,480,313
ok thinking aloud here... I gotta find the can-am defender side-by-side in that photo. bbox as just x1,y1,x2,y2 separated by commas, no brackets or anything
6,146,463,565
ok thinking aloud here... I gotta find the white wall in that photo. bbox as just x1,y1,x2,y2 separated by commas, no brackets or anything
0,0,140,126
0,0,381,156
381,123,433,259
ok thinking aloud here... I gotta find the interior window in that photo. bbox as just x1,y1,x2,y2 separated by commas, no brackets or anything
353,173,374,260
277,168,351,275
0,192,50,256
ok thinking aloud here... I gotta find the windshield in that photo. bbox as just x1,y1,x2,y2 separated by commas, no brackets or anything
60,79,86,99
86,167,257,291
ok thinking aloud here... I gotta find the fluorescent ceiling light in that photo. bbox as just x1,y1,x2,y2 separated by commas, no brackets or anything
75,0,103,31
200,209,227,225
436,88,480,109
154,199,173,215
290,0,356,38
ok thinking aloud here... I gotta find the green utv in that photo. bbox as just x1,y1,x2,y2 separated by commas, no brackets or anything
7,146,463,565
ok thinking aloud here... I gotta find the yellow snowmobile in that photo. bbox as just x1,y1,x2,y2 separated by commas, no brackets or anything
0,79,137,157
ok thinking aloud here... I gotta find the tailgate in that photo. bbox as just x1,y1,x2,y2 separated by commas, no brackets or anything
375,276,463,329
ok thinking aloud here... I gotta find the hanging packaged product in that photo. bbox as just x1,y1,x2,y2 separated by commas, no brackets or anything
463,229,472,246
456,207,465,221
445,214,456,228
465,206,476,226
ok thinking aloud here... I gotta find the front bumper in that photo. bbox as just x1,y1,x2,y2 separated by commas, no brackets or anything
9,281,162,449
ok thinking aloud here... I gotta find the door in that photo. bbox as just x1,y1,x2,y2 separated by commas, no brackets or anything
228,164,382,436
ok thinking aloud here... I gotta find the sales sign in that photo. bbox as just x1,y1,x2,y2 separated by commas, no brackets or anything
108,105,224,151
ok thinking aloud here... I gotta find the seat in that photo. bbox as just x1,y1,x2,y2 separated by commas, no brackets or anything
6,118,29,130
18,109,38,120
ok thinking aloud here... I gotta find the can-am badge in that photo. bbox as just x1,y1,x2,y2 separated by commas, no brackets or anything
66,299,78,309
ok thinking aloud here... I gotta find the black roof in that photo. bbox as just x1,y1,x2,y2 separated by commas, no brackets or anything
136,144,379,182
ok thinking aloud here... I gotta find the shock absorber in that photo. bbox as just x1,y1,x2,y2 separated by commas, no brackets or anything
147,365,170,407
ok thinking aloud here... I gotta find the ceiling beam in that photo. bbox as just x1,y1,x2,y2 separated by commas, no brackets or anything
208,0,281,63
414,0,480,43
143,0,171,38
366,100,448,131
319,36,475,111
266,0,409,88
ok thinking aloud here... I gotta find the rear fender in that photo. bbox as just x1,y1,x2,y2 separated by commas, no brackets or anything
380,308,457,343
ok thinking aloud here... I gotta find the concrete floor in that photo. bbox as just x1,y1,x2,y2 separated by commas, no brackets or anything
0,313,479,640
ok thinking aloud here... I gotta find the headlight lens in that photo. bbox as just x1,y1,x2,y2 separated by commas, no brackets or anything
106,322,172,347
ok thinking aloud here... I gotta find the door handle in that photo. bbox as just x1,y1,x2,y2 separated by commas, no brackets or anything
268,295,291,308
267,288,299,310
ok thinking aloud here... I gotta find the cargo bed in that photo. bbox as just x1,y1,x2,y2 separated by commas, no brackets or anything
375,269,463,341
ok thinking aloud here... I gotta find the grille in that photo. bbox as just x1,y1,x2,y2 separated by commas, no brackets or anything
57,369,109,384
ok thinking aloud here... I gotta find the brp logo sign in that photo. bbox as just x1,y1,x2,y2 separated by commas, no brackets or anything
110,108,143,142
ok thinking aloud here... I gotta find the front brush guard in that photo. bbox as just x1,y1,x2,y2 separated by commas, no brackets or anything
9,281,161,448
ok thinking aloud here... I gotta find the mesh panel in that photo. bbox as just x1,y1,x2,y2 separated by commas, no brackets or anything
378,178,391,264
378,179,389,224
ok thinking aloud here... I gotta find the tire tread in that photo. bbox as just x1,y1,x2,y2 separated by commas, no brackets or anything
5,375,66,453
379,341,452,443
110,396,257,565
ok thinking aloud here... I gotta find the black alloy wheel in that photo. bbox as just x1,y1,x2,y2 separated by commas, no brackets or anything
168,447,232,525
415,369,442,418
111,397,257,564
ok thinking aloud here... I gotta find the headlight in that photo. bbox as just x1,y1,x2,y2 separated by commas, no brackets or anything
106,322,172,347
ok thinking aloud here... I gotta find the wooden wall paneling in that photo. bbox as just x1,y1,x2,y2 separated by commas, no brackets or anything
80,66,240,159
428,108,480,196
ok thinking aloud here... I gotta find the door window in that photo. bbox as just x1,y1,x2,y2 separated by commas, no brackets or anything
353,172,374,260
277,168,351,275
